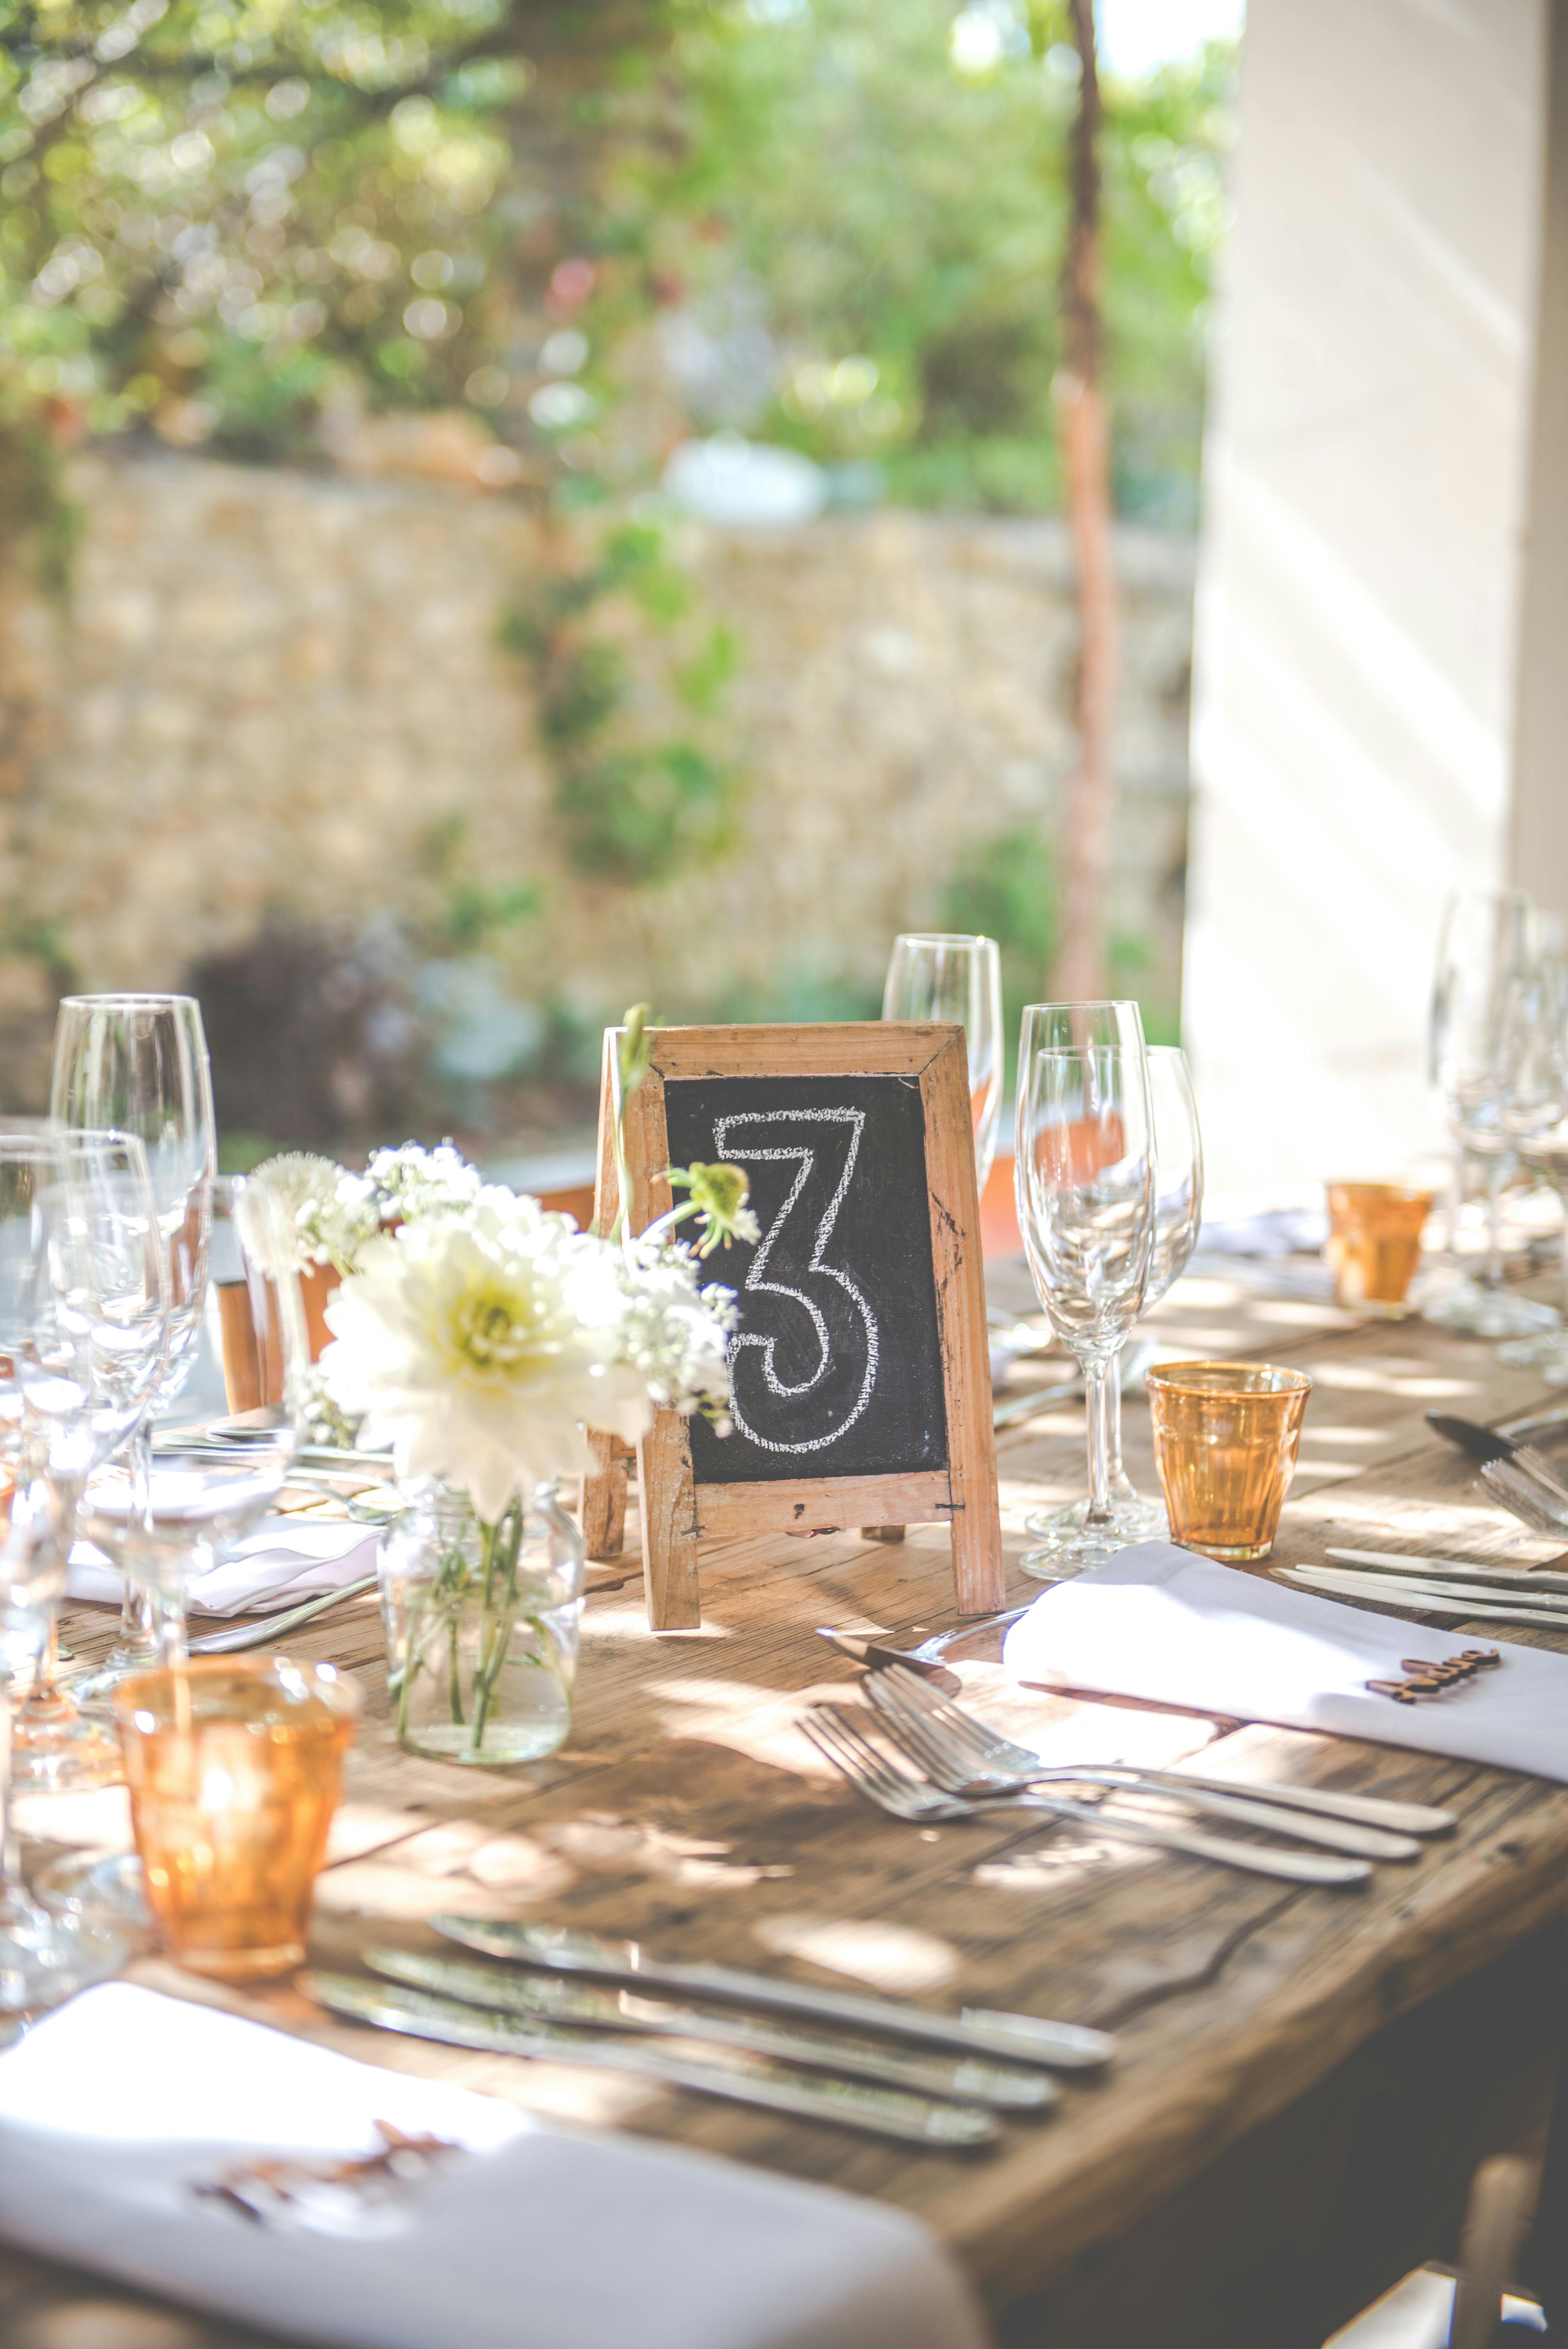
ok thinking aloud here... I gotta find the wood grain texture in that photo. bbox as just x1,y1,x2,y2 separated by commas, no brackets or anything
919,1032,1004,1612
24,1260,1568,2349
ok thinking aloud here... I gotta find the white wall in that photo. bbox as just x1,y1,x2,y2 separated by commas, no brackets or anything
1185,0,1549,1190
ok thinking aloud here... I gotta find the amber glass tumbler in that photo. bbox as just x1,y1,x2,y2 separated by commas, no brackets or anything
1324,1183,1434,1311
114,1658,359,1980
1146,1362,1312,1562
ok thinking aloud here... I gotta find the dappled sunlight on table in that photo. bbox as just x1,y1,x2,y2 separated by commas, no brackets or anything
751,1914,959,1993
650,1674,858,1779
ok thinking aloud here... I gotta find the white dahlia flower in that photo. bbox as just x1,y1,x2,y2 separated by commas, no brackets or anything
320,1191,650,1520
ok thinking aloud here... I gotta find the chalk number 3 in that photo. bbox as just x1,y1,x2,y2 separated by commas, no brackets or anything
713,1108,880,1454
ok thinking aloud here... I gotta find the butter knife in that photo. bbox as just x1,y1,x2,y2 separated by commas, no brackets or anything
1277,1565,1568,1630
365,1946,1055,2110
303,1974,1000,2148
431,1918,1114,2070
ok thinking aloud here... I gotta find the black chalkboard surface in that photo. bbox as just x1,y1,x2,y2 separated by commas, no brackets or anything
582,1020,1002,1631
662,1072,950,1486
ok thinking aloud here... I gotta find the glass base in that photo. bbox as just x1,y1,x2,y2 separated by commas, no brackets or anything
12,1689,123,1793
36,1848,150,1932
1020,1518,1141,1582
397,1716,571,1766
0,1904,125,2014
1025,1492,1167,1544
1418,1278,1558,1340
1497,1330,1568,1382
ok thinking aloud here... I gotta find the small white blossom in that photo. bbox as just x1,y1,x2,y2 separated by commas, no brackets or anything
618,1235,736,1424
363,1141,485,1225
238,1153,346,1278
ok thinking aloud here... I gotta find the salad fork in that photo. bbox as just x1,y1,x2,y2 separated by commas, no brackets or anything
863,1665,1456,1837
862,1675,1420,1859
802,1706,1373,1886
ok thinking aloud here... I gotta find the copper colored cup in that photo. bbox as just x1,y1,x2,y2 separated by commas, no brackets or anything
113,1657,360,1981
1324,1182,1434,1311
1146,1361,1312,1563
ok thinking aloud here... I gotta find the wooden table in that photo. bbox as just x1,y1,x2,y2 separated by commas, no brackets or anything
9,1259,1568,2349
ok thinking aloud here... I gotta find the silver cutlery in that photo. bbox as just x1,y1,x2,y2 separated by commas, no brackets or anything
364,1946,1055,2110
862,1673,1421,1860
1498,1399,1568,1441
863,1662,1455,1836
1327,1546,1568,1593
1277,1563,1568,1631
186,1572,381,1655
803,1706,1373,1886
1479,1458,1568,1538
1425,1412,1568,1508
430,1916,1114,2070
304,1973,1000,2148
817,1604,1034,1671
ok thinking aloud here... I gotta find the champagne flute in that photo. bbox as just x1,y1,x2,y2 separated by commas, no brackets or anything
1015,1002,1154,1580
0,1125,169,2007
1421,891,1556,1339
12,1127,172,1789
1498,910,1568,1377
883,934,1004,1190
1025,1044,1203,1550
50,993,216,1681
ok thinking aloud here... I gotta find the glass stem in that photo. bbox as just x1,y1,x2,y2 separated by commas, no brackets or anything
1485,1159,1506,1292
110,1430,160,1669
1558,1186,1568,1319
1107,1349,1125,1481
1447,1147,1466,1263
1084,1359,1114,1527
0,1677,16,1915
151,1588,188,1673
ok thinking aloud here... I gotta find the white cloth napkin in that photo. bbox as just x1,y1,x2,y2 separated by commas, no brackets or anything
0,1985,986,2349
65,1518,380,1616
1003,1540,1568,1782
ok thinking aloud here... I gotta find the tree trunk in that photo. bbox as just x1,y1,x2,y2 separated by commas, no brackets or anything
1051,0,1118,1006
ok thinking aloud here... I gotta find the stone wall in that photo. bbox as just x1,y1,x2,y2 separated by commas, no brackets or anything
0,450,1194,1107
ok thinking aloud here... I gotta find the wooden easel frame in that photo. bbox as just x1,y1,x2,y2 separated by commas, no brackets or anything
580,1021,1004,1631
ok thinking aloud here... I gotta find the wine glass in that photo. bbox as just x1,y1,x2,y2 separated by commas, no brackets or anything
1015,1002,1154,1580
883,934,1004,1190
1497,911,1568,1377
12,1126,173,1790
50,994,217,1681
0,1125,168,2007
1421,891,1557,1340
1024,1044,1203,1552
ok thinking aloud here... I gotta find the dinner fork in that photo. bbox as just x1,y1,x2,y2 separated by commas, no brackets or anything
862,1674,1420,1859
186,1572,381,1656
863,1665,1456,1837
802,1706,1373,1886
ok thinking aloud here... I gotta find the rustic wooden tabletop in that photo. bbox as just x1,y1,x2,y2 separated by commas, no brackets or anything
9,1257,1568,2349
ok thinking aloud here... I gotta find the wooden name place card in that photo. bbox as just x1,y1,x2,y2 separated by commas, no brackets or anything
581,1022,1004,1631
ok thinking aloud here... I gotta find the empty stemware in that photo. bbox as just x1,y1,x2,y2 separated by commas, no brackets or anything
1014,1002,1155,1580
1025,1043,1203,1547
883,933,1004,1192
1420,891,1556,1340
50,993,217,1685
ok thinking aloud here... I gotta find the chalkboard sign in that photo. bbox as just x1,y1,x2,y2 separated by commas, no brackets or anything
581,1023,1002,1631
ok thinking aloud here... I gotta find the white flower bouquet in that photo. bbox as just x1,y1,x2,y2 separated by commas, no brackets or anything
239,1042,748,1761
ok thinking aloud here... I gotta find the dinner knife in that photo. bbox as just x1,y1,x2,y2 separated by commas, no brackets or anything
364,1946,1056,2110
1326,1547,1568,1593
1276,1565,1568,1630
1425,1413,1568,1507
303,1974,1000,2148
1286,1563,1568,1613
430,1918,1115,2071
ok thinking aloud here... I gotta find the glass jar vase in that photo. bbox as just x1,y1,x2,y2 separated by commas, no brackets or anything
378,1480,585,1766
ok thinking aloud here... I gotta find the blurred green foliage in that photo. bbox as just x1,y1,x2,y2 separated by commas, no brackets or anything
499,516,743,884
0,0,1232,524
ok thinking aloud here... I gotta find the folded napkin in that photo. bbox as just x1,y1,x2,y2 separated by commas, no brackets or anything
66,1518,380,1616
0,1985,985,2349
1004,1541,1568,1782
